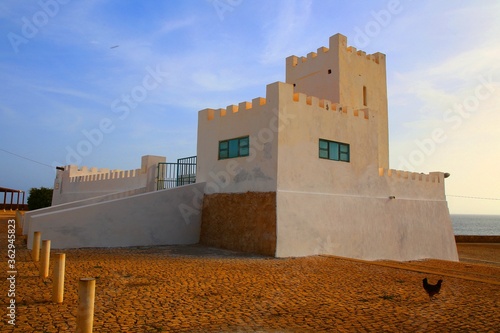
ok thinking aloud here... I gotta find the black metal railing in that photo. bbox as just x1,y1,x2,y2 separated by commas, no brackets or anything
157,156,197,190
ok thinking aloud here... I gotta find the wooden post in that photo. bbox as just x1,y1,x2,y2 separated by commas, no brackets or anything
40,240,51,279
52,253,66,303
15,211,23,235
32,231,41,262
76,278,96,333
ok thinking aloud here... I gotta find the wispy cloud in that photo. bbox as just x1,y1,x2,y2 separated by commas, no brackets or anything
391,43,500,121
156,17,196,36
34,85,106,103
259,0,313,64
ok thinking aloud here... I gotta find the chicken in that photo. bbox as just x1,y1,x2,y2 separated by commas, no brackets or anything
422,278,442,300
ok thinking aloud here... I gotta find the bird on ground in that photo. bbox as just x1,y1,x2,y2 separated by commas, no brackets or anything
422,278,442,300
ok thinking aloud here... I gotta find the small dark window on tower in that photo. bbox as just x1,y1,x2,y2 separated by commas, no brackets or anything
328,69,332,74
293,83,296,87
363,86,367,106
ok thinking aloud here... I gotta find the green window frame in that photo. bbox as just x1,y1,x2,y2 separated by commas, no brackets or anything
319,139,350,162
218,136,249,160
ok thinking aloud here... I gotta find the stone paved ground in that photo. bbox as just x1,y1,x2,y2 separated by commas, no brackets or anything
1,216,499,332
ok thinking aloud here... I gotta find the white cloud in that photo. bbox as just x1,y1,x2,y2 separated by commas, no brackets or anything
259,0,313,64
422,47,500,84
156,17,196,36
389,41,500,134
33,85,106,104
387,8,500,213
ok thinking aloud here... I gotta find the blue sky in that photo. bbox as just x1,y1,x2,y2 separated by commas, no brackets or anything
1,0,499,214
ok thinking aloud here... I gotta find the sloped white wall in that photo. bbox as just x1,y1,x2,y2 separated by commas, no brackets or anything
27,182,206,249
23,187,146,236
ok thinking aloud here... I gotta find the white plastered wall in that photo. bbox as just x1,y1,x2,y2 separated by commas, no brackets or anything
196,83,282,194
273,82,457,261
275,190,457,261
27,182,206,249
22,187,147,236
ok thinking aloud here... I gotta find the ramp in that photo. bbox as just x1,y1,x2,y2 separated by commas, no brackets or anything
26,182,206,249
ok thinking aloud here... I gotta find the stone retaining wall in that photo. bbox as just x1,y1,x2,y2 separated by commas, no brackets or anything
200,192,276,256
455,235,500,243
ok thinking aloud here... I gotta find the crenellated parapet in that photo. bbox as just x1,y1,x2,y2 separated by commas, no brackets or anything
66,165,143,183
378,168,444,184
291,91,370,120
346,45,385,64
286,45,330,68
200,81,371,121
52,155,165,205
286,33,385,70
200,96,268,121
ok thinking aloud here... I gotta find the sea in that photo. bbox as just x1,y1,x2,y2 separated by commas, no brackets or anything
451,214,500,236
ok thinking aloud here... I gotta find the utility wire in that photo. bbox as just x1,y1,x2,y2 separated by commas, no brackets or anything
447,195,500,201
0,148,54,169
1,147,498,201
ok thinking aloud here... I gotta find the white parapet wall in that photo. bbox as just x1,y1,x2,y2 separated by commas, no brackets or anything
52,155,165,205
27,182,206,249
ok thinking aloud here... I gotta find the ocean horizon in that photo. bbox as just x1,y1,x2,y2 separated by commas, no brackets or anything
451,214,500,236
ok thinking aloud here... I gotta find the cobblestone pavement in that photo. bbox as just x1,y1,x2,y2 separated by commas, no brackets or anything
1,216,499,332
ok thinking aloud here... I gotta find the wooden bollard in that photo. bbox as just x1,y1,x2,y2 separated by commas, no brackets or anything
40,240,51,279
15,212,23,235
52,253,66,303
76,278,96,333
32,232,41,262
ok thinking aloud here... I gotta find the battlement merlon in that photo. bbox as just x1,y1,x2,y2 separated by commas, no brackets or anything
56,155,166,183
198,87,272,121
286,33,386,69
198,81,374,122
378,168,447,184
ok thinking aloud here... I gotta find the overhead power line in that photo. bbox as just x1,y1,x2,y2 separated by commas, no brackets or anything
0,148,53,169
447,195,500,201
1,147,498,202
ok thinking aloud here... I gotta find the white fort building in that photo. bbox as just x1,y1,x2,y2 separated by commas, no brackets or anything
22,34,458,262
